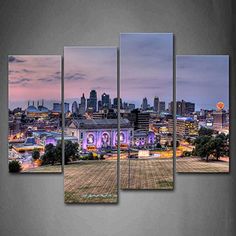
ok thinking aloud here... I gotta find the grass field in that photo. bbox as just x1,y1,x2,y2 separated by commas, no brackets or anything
120,158,174,190
176,157,229,173
64,161,118,203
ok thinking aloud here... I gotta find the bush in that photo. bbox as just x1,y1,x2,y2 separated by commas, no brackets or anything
32,149,40,160
9,160,22,173
88,152,94,160
183,151,192,157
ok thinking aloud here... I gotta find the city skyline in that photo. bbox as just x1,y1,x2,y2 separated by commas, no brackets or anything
8,55,61,109
177,55,229,111
120,33,173,107
64,47,117,102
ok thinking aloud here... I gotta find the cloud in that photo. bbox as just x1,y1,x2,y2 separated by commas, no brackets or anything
22,69,35,73
8,56,26,63
9,78,31,85
38,73,61,82
64,72,87,81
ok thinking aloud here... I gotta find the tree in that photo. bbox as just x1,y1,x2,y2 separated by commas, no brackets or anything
32,149,40,160
88,152,94,160
183,151,191,157
194,133,229,162
55,142,62,164
194,135,212,161
42,143,56,165
9,160,22,173
64,141,79,164
156,143,162,149
198,127,214,137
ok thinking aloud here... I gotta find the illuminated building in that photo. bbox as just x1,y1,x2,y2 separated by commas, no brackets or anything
168,117,198,137
65,118,133,151
12,137,44,152
26,100,49,118
133,130,156,147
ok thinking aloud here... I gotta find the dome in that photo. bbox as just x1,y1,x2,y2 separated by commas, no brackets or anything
26,105,39,113
38,105,49,112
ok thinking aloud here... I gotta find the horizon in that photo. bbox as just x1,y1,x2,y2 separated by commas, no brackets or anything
8,55,61,110
177,55,229,111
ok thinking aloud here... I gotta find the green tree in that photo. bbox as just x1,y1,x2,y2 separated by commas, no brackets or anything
55,141,62,164
9,160,22,173
42,143,56,165
32,149,40,160
64,141,79,164
198,127,214,136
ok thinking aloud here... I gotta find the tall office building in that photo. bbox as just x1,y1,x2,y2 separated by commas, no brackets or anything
72,101,78,115
78,93,86,115
130,109,150,131
98,100,102,111
153,96,159,112
176,101,182,116
142,97,148,111
53,102,69,113
159,101,165,113
183,101,195,115
174,100,195,116
128,103,135,110
87,90,97,112
113,97,122,109
101,93,110,108
212,110,227,130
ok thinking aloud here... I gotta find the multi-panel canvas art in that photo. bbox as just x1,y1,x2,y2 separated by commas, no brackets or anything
176,55,229,173
7,35,230,202
64,47,118,203
119,33,174,189
8,55,62,173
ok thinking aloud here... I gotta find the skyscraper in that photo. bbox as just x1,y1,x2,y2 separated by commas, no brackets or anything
79,93,86,115
159,101,165,113
87,90,97,112
130,109,150,131
72,101,78,116
98,100,102,111
101,93,110,108
183,101,195,115
153,96,159,112
113,97,122,109
142,97,148,111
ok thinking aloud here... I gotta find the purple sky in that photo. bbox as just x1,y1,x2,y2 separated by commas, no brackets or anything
177,55,229,111
64,47,117,106
120,33,173,107
9,55,61,110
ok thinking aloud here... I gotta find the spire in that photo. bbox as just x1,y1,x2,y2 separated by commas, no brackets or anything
33,101,35,106
37,101,39,107
42,99,44,106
